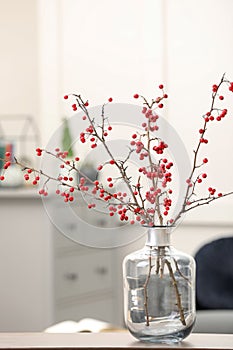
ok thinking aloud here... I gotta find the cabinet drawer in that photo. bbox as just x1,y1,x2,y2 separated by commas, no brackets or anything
55,251,113,300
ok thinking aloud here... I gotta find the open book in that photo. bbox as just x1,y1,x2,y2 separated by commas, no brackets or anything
44,318,123,333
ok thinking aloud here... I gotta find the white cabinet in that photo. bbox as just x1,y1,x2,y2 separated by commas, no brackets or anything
53,233,118,324
50,190,147,327
0,188,53,332
52,228,126,326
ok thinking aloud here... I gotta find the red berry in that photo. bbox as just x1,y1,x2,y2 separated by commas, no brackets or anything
133,94,139,99
212,84,218,92
107,177,112,182
84,101,89,107
159,84,164,89
75,157,80,161
219,95,224,100
163,94,168,98
202,173,207,178
108,126,112,131
5,152,11,157
158,103,163,108
109,160,115,165
64,95,68,99
132,134,137,139
108,97,113,102
203,158,208,163
218,193,223,197
216,116,221,121
0,176,5,181
197,179,202,183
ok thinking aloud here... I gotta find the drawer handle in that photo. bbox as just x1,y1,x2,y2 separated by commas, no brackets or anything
65,223,77,231
95,267,108,275
64,272,78,281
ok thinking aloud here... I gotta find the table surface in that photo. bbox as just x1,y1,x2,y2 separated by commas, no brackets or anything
0,333,232,350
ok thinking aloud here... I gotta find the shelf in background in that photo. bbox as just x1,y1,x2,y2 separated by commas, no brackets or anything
0,187,40,198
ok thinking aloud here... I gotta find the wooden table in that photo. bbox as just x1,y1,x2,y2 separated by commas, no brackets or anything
0,333,232,350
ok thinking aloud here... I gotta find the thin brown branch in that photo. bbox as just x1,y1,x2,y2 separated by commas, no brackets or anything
164,259,186,326
143,248,153,326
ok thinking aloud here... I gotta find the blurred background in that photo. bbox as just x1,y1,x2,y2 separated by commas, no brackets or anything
0,0,233,332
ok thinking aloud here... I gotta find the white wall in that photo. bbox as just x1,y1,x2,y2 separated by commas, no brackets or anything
0,0,39,116
165,0,233,224
42,0,233,225
0,0,40,159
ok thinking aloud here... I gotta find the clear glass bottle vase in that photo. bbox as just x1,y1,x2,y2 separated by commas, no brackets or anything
123,226,196,343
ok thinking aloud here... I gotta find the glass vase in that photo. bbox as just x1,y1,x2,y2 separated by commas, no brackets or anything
123,226,196,343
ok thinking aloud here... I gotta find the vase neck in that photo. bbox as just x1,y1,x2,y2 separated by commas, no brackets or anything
145,227,171,247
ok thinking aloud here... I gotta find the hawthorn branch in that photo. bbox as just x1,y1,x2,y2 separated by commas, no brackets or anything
173,74,228,225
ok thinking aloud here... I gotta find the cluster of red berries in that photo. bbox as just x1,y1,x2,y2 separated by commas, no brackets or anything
163,197,172,216
38,188,48,196
204,109,228,124
36,148,43,156
55,188,74,202
153,141,168,154
0,152,11,180
67,100,89,111
24,169,40,186
133,84,167,110
208,187,222,197
145,188,161,205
